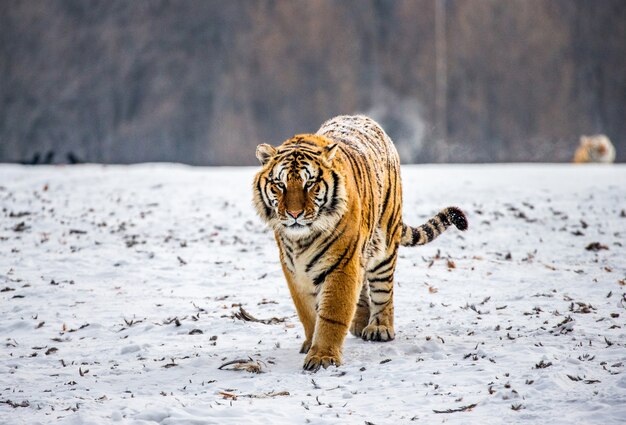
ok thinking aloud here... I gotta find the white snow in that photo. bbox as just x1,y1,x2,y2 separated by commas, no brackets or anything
1,163,625,425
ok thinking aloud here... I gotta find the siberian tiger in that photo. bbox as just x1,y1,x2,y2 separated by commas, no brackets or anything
573,135,616,164
253,115,467,371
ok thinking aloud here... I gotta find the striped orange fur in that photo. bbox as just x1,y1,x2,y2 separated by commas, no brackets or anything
253,115,467,371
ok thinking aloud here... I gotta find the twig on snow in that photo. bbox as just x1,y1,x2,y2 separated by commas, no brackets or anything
433,403,478,414
233,306,287,325
218,357,265,373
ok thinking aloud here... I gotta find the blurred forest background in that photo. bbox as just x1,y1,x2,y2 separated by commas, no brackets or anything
1,0,625,165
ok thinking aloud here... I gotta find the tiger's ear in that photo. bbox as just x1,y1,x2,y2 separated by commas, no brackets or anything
256,144,276,165
323,143,339,164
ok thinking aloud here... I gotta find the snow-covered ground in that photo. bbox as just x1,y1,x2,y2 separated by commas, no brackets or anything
1,164,625,425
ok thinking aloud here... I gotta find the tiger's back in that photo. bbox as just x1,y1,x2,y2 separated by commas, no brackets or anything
316,115,403,254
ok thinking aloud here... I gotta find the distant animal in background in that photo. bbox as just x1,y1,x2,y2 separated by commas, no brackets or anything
573,135,616,164
20,151,83,165
22,151,55,165
253,115,467,371
67,152,83,164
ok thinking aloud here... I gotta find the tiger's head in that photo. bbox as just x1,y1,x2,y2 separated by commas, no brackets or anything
253,135,347,239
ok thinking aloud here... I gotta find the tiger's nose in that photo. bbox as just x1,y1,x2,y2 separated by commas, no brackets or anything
287,209,303,219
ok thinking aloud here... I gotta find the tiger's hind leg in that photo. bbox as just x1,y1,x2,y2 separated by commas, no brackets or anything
361,246,397,342
349,280,370,337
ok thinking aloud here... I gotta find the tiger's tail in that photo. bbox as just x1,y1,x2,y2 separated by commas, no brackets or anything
400,206,468,247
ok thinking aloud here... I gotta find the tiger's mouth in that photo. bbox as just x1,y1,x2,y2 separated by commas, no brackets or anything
280,216,315,236
285,222,310,228
280,221,314,239
281,213,313,228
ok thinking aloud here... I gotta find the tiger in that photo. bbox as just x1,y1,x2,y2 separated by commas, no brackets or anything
573,134,616,164
253,115,467,371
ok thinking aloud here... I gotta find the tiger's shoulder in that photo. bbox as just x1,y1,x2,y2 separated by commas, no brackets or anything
316,115,398,164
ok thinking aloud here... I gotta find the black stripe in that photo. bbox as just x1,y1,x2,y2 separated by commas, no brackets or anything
356,155,371,226
293,139,320,148
318,315,347,328
428,218,443,233
388,217,402,242
344,150,362,183
370,260,395,277
437,211,450,226
371,288,392,294
370,262,395,278
305,223,346,272
327,170,341,212
312,239,357,286
372,299,390,306
283,250,293,269
340,147,363,197
318,179,329,208
387,207,398,241
279,145,318,155
368,273,393,283
411,227,421,245
296,232,321,252
297,151,318,162
387,198,400,239
423,225,434,241
280,242,294,272
282,240,293,254
368,253,395,274
256,178,272,218
380,180,392,217
383,167,397,213
384,169,399,238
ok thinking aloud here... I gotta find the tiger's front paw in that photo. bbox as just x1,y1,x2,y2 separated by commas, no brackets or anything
300,339,312,354
361,324,395,342
303,347,342,372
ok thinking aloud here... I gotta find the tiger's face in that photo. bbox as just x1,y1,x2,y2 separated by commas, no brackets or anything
253,135,346,239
